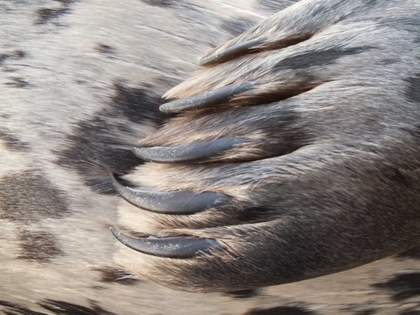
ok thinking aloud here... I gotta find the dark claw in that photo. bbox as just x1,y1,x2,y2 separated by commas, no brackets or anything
110,226,221,258
133,137,243,163
199,37,267,67
159,83,253,113
111,173,230,214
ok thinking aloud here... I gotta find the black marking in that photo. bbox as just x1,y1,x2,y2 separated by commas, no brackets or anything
13,50,26,59
372,272,420,301
0,170,70,222
377,59,398,66
0,129,30,151
399,311,420,315
36,8,70,24
54,0,78,5
4,77,30,88
223,289,261,299
343,305,378,315
56,83,167,194
382,166,412,188
0,51,26,64
354,310,377,315
0,300,47,315
38,300,117,315
35,1,79,25
398,245,420,259
275,47,374,71
405,74,420,104
93,267,140,285
18,230,63,263
112,83,168,125
366,0,379,7
95,44,115,55
0,54,10,63
221,17,256,37
244,305,317,315
140,0,181,7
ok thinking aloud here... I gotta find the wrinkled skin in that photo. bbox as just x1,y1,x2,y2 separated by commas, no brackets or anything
112,0,420,292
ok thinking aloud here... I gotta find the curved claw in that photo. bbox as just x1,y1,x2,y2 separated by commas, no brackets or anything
110,227,221,258
111,173,230,214
133,137,243,163
160,83,253,113
199,38,267,67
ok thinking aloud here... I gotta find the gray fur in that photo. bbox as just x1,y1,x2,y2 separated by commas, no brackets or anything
117,0,420,293
0,0,419,314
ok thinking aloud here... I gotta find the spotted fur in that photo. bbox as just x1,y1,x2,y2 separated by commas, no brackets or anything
1,0,419,314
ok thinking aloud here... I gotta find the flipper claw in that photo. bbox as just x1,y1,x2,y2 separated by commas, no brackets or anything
160,83,253,113
111,173,230,214
110,227,221,258
133,137,242,163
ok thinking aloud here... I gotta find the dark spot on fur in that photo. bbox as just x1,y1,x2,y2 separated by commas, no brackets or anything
0,302,18,308
244,306,317,315
38,300,117,315
140,0,180,7
223,289,261,299
377,59,398,66
257,0,300,12
0,170,70,222
4,77,30,88
343,305,378,315
13,50,26,59
354,310,377,315
112,83,168,124
0,51,25,64
221,17,256,37
0,54,10,63
398,245,420,259
35,1,78,24
405,74,420,104
382,166,412,188
95,44,115,55
36,8,70,24
227,206,283,224
372,272,420,301
368,0,378,6
93,267,140,285
56,83,167,194
0,129,30,151
0,300,47,315
54,0,78,5
275,47,374,71
18,229,63,263
400,311,420,315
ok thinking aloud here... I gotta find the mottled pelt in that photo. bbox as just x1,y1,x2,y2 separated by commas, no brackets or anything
0,1,419,315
